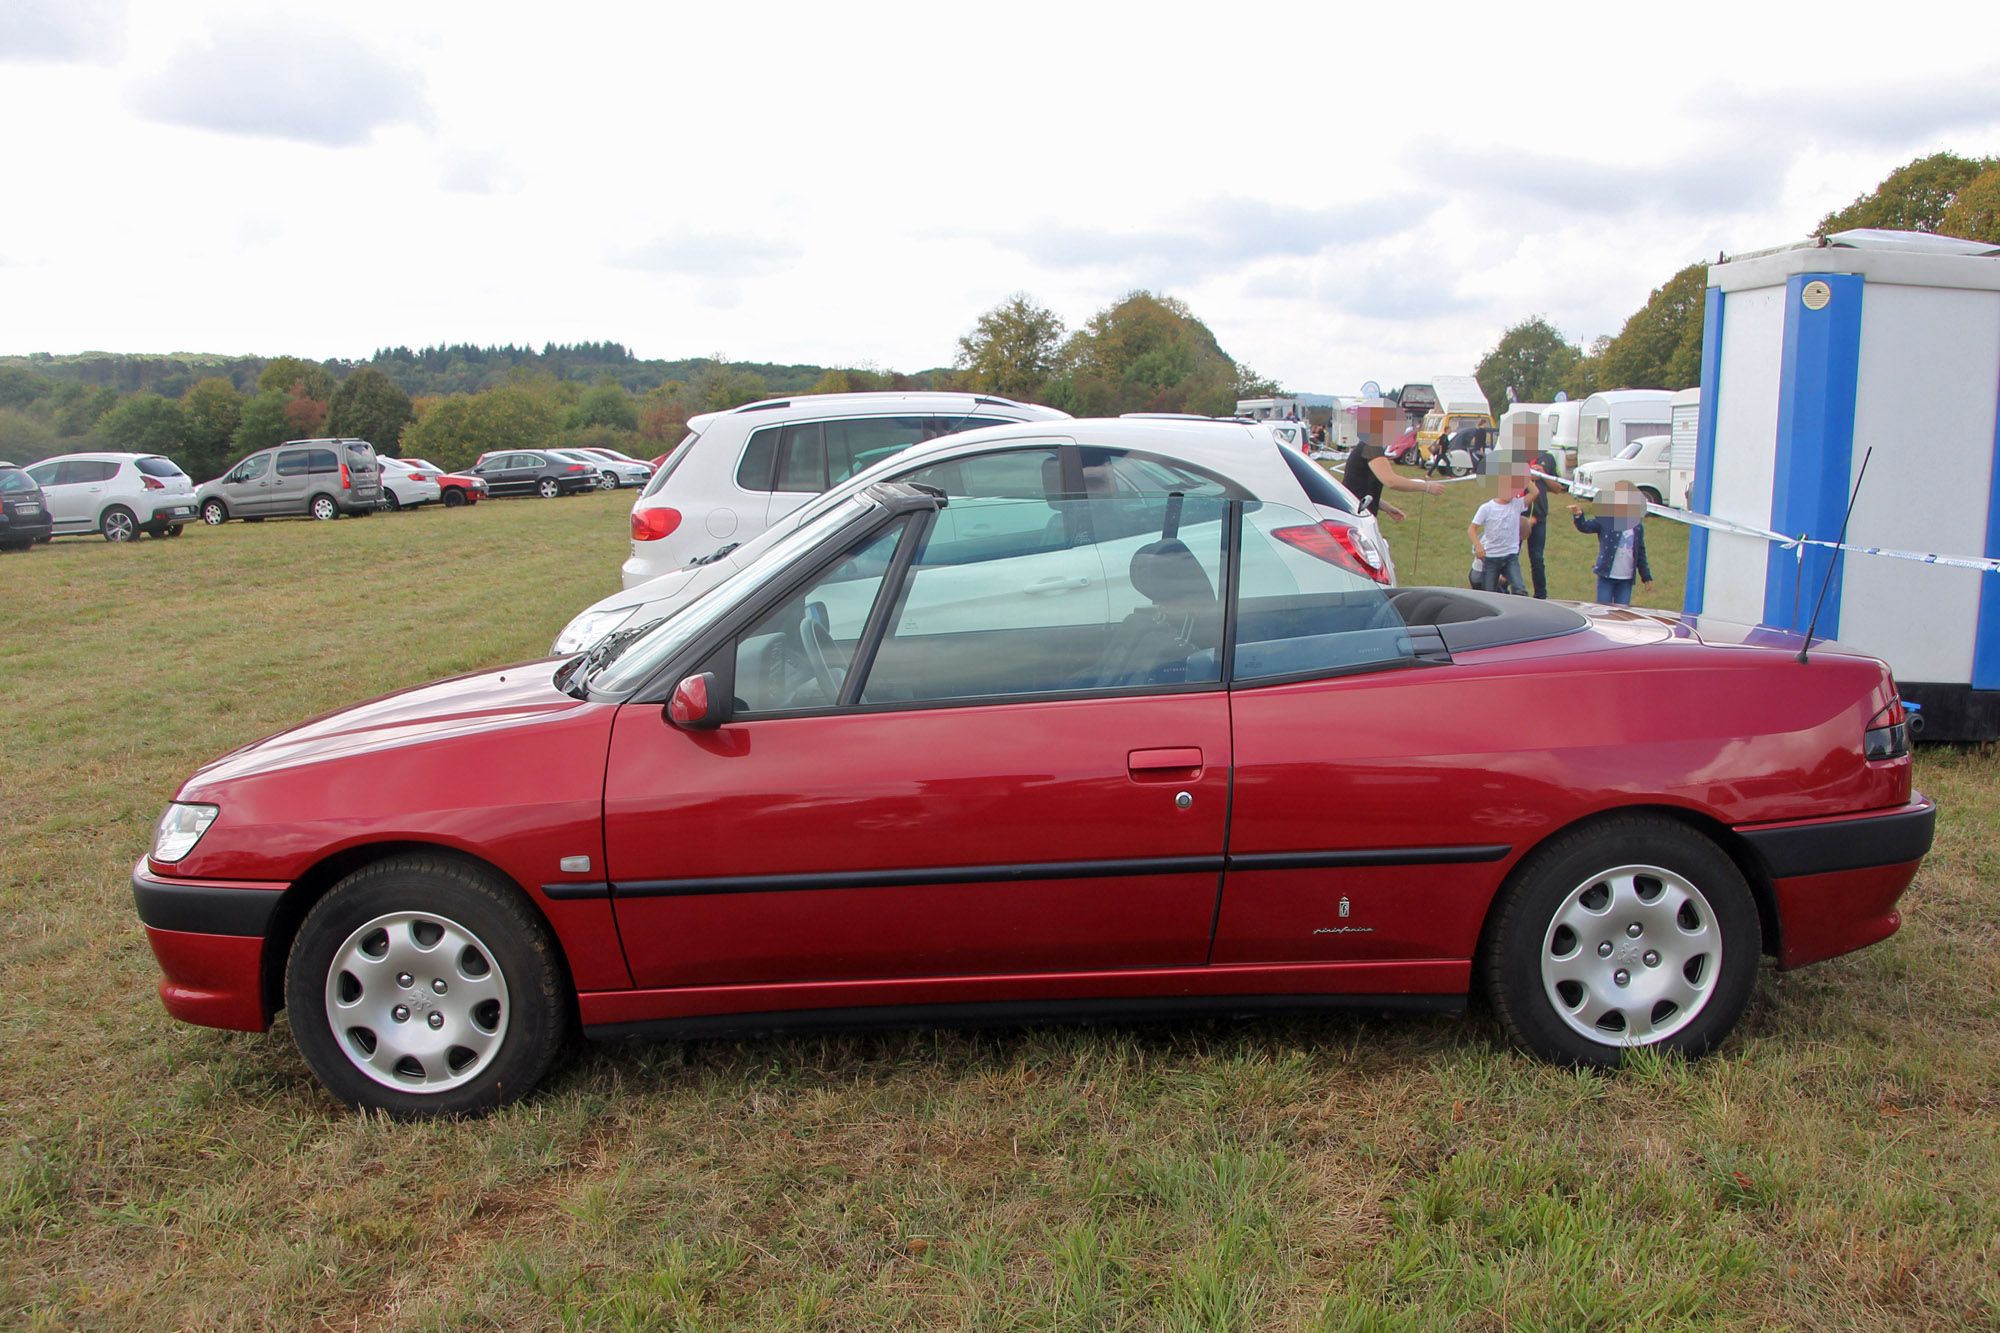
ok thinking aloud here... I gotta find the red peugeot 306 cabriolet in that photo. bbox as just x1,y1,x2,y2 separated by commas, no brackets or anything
135,435,1932,1117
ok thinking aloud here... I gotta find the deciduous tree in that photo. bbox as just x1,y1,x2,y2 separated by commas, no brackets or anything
231,391,293,456
1940,164,2000,244
1816,152,1995,236
565,375,640,432
180,378,243,479
99,393,187,459
327,365,415,453
1598,264,1706,391
955,295,1066,401
257,356,338,400
1474,316,1582,411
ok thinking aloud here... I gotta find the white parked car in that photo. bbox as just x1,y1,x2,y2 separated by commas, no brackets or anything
23,452,199,541
557,417,1396,654
1573,434,1671,504
569,447,654,489
622,392,1071,589
377,457,444,510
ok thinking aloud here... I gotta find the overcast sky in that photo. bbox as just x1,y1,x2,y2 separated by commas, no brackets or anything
4,0,1999,395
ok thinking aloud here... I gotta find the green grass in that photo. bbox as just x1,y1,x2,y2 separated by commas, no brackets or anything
2,489,1997,1330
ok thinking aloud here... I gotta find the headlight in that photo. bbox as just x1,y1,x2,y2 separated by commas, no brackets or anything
152,802,219,863
553,606,637,655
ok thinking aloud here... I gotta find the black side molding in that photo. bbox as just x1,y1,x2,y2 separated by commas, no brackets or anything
132,872,282,937
585,993,1466,1044
1739,799,1936,879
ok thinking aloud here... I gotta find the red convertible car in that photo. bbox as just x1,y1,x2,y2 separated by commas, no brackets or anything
135,469,1931,1117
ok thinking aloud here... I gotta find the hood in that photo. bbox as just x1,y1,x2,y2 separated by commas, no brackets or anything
184,661,594,792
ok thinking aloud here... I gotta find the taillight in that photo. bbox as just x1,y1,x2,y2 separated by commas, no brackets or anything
566,464,585,473
141,475,164,490
1272,521,1391,583
632,507,682,541
1865,699,1910,760
340,462,351,487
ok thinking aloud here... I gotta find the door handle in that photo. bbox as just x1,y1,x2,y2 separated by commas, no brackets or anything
1025,576,1091,594
1128,747,1203,774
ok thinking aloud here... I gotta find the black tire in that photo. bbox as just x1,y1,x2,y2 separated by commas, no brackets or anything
245,516,264,523
202,499,228,526
2,540,32,553
443,488,466,508
536,477,561,499
162,524,183,538
100,506,138,542
285,856,571,1118
1639,486,1663,505
381,490,402,512
1481,816,1760,1067
310,494,339,521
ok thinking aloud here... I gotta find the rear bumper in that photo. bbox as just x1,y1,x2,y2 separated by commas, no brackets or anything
1738,796,1935,969
133,860,282,1031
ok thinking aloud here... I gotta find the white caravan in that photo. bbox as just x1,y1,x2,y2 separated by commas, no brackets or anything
1668,387,1701,507
1577,389,1674,466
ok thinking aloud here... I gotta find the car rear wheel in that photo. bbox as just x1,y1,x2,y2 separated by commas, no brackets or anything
310,494,339,521
162,524,183,538
286,856,571,1118
1640,486,1663,505
1481,816,1759,1066
202,500,228,525
100,507,138,542
537,478,561,499
381,490,402,512
443,488,466,508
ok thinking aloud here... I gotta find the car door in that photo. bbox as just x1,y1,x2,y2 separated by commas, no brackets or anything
25,462,81,531
602,493,1232,990
268,448,312,514
222,452,274,515
1210,501,1502,975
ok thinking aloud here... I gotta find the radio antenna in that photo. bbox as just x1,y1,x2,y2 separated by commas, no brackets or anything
1797,445,1871,664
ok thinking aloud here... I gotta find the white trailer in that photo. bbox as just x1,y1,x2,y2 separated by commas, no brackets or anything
1577,389,1673,465
1540,400,1585,471
1668,387,1700,506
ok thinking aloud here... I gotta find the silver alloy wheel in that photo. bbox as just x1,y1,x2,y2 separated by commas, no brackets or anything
1540,862,1718,1045
322,910,511,1093
101,508,137,542
598,471,616,490
537,478,560,498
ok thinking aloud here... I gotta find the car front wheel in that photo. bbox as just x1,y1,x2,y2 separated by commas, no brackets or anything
285,856,571,1117
442,488,466,508
1481,816,1760,1066
537,478,561,498
202,500,228,525
310,494,339,521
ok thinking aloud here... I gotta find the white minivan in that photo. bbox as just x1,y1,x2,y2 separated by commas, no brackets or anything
623,393,1070,588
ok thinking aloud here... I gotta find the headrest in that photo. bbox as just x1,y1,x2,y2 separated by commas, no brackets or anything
1130,538,1216,609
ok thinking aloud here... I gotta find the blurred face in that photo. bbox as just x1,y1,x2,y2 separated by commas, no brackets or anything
1503,417,1541,454
1595,482,1646,531
1479,446,1534,499
1354,401,1395,447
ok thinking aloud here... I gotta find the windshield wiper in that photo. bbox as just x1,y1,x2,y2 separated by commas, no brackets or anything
686,541,740,567
558,618,667,698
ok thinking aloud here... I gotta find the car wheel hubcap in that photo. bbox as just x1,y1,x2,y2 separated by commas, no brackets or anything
323,910,510,1092
1540,863,1718,1045
105,513,134,540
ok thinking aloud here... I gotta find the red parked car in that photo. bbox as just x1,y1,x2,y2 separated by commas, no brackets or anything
135,473,1932,1117
401,457,487,507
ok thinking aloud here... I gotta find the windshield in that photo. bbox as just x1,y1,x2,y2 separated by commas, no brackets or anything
0,467,32,492
588,495,882,695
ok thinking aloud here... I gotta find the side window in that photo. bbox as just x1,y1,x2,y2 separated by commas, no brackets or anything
85,461,121,483
230,455,270,482
730,518,911,715
895,447,1066,565
275,451,310,477
858,494,1226,706
735,427,779,491
823,416,927,486
773,423,825,493
1232,502,1413,682
307,449,338,473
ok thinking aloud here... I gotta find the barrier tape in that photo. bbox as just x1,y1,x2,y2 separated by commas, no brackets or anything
1530,470,2000,575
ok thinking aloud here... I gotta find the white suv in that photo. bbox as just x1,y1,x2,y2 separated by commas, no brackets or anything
622,392,1069,588
24,452,199,541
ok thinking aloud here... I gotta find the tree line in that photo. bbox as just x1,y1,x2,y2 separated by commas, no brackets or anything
1472,151,2000,412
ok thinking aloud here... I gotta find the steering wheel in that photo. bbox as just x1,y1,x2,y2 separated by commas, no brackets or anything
798,613,840,701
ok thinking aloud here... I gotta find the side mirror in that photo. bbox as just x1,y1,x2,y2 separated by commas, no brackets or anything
666,671,724,729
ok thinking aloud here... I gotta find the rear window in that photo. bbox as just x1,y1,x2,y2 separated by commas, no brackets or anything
640,432,700,498
1279,447,1357,514
344,443,376,471
0,467,32,492
135,456,187,479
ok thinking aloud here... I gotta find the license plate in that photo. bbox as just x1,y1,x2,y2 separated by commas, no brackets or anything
165,506,194,518
15,503,39,514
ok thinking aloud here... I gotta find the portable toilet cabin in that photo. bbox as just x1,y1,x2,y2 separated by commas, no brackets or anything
1668,387,1700,506
1577,389,1673,466
1541,400,1584,471
1683,228,2000,739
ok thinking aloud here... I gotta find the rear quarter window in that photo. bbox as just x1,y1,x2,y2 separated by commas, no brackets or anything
277,452,310,476
306,449,339,473
1279,447,1356,514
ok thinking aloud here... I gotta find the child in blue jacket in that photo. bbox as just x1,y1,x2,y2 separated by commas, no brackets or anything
1567,482,1652,604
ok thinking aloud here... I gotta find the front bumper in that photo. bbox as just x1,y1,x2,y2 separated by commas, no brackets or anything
1738,795,1935,969
132,859,283,1031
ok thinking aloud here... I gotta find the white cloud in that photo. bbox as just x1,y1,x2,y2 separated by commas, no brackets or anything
614,234,802,280
128,21,427,147
0,0,125,64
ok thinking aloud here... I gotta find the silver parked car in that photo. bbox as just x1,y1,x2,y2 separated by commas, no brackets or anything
24,452,199,541
197,439,383,525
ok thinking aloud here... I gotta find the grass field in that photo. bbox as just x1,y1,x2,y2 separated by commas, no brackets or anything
2,485,1996,1331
